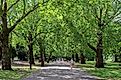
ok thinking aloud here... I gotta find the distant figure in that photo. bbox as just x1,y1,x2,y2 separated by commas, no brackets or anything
70,59,74,70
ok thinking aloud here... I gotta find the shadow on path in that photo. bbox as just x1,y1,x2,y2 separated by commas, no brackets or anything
22,61,103,80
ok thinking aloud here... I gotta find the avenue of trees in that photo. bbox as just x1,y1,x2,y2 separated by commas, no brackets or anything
0,0,121,70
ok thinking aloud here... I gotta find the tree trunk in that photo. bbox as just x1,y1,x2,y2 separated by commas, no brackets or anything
87,32,104,68
87,11,104,68
37,37,45,66
1,1,12,70
72,54,75,61
80,53,86,64
95,31,104,68
28,44,34,64
28,33,35,65
114,54,118,62
1,33,12,70
75,53,79,62
40,51,44,67
28,45,32,69
94,9,104,68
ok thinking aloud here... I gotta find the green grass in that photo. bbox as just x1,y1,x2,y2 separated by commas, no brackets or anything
0,68,35,80
76,61,121,80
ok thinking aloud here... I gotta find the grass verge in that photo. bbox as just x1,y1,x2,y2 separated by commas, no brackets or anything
0,68,36,80
76,61,121,80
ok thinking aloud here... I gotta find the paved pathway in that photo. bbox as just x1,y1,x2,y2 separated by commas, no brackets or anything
22,61,102,80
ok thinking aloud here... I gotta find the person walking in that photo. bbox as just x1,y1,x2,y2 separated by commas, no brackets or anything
70,59,74,70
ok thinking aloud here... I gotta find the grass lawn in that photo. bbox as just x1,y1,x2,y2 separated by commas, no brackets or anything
76,61,121,80
0,68,36,80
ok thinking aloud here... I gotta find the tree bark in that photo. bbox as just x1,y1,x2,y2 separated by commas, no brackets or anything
87,35,104,68
95,32,104,68
1,1,12,70
40,51,44,67
87,32,104,68
29,45,35,64
114,54,118,62
37,37,45,66
1,33,12,70
80,53,86,64
72,54,75,61
75,53,79,62
40,46,45,66
28,33,35,66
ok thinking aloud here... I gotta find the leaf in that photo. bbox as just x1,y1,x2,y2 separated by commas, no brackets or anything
118,42,121,46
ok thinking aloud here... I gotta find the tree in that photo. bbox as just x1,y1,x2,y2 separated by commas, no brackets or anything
75,53,79,62
14,13,42,64
82,0,121,68
16,44,27,61
0,0,40,70
80,53,86,64
37,37,45,67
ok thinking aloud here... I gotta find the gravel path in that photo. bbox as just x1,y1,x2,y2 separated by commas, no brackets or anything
22,61,102,80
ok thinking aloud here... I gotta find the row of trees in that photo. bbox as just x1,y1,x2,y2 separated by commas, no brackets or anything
0,0,121,70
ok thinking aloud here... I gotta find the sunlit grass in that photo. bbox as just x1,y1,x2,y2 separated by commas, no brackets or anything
0,68,35,80
77,61,121,80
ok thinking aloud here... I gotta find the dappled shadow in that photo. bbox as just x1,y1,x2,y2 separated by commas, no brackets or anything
22,68,103,80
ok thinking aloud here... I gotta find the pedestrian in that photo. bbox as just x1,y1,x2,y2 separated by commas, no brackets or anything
70,59,74,70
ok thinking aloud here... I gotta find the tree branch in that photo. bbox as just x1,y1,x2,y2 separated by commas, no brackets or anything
92,7,100,21
8,3,40,33
7,0,20,12
87,43,97,53
34,32,43,39
13,31,26,39
32,31,45,44
33,18,41,31
13,31,28,43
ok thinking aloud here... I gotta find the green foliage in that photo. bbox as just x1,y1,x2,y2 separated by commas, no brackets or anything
9,0,121,60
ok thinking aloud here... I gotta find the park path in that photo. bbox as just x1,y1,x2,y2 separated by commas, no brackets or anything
22,61,102,80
